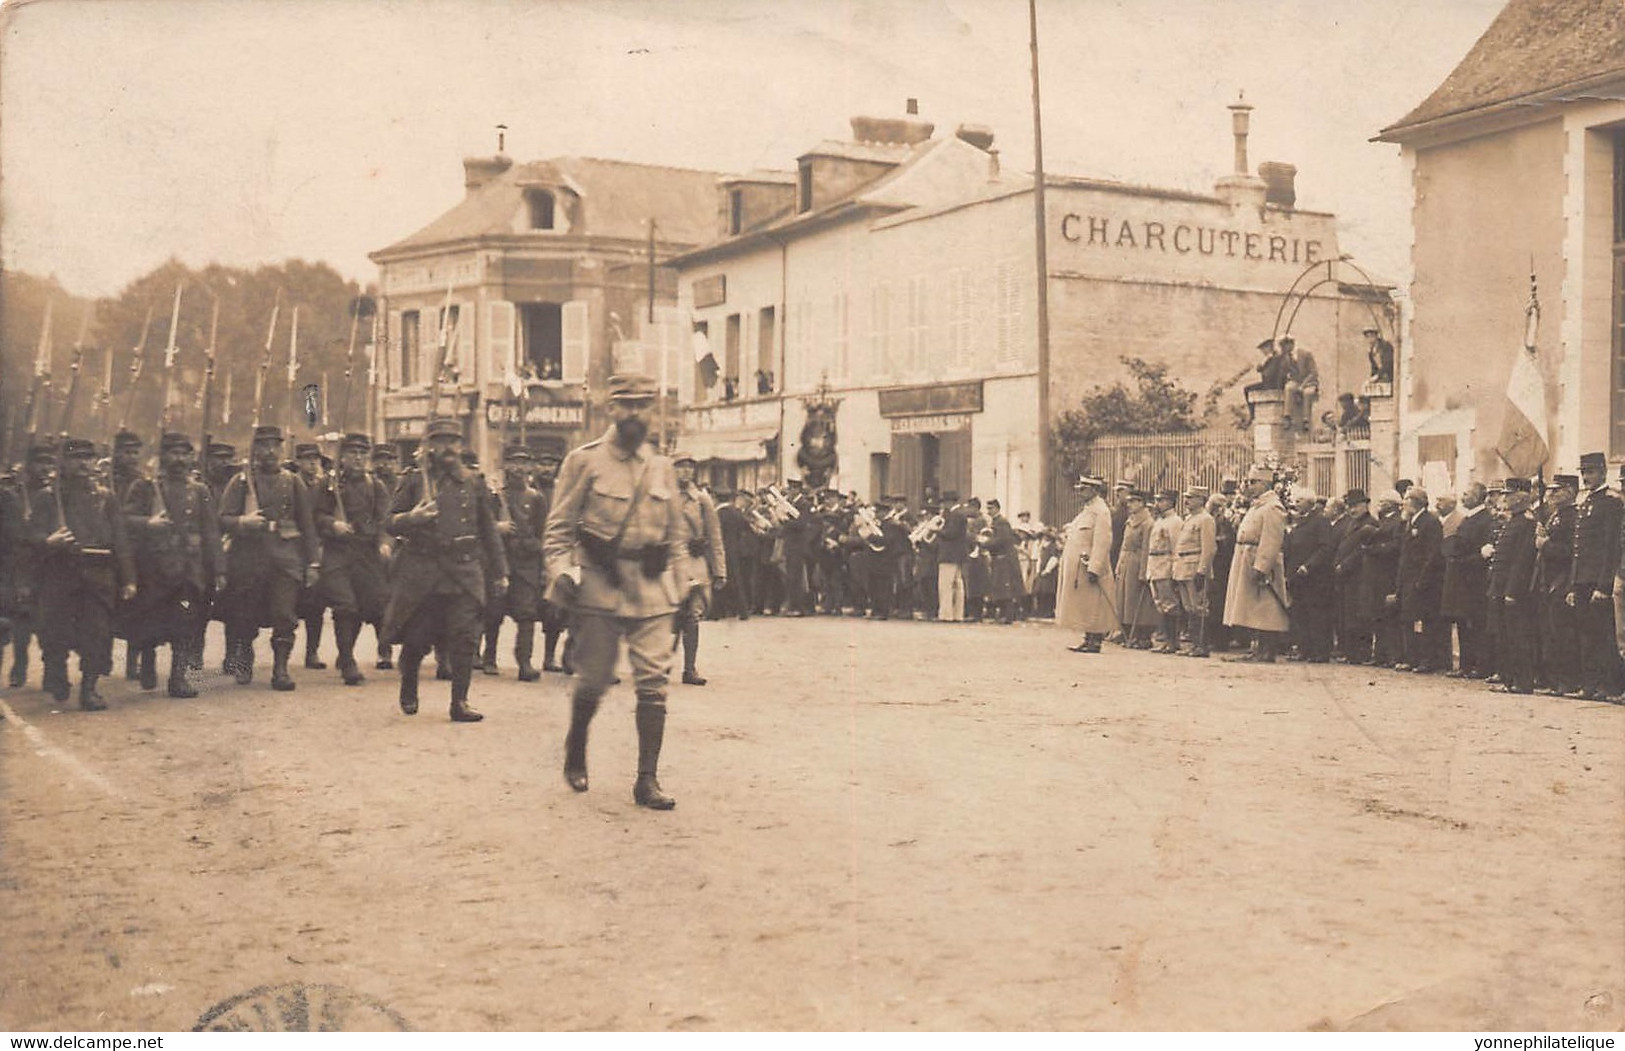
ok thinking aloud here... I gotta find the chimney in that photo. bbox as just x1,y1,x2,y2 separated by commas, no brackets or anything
1258,161,1297,209
1214,93,1267,208
1228,95,1253,175
906,97,919,115
987,146,1001,179
464,153,513,195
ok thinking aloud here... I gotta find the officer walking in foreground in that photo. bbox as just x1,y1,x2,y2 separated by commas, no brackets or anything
543,373,692,810
380,417,508,722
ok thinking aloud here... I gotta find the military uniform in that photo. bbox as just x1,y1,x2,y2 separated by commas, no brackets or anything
1172,489,1217,656
200,442,240,673
1222,475,1291,661
122,433,223,697
369,443,401,670
543,375,690,809
1570,454,1622,698
293,444,331,670
217,426,320,690
483,445,549,681
109,429,149,683
381,417,508,721
1144,495,1183,653
30,437,136,709
672,455,725,685
314,434,393,685
0,448,55,688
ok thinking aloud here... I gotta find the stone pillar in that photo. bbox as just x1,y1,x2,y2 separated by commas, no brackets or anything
1363,380,1397,494
1246,387,1294,464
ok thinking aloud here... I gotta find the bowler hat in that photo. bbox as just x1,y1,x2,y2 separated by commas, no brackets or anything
1343,488,1369,505
607,372,658,401
1580,451,1606,470
252,425,285,444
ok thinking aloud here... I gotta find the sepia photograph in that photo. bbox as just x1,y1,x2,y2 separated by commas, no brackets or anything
0,0,1621,1034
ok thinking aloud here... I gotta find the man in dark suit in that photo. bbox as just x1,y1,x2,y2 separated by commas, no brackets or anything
1489,478,1539,694
1396,486,1447,672
1442,481,1492,677
1365,490,1405,666
1536,474,1580,693
1284,490,1335,661
715,489,755,620
1569,451,1622,699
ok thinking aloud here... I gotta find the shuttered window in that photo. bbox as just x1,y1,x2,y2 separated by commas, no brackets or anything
561,300,589,384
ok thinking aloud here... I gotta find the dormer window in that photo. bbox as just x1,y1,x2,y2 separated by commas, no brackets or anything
526,189,556,230
797,160,813,213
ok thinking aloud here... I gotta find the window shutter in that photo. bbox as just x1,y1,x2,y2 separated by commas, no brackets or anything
561,300,590,383
456,302,475,383
488,301,516,384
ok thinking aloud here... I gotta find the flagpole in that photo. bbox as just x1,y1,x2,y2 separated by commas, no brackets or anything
1029,0,1052,523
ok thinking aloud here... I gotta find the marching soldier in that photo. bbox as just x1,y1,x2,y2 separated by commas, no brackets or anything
200,442,239,674
532,451,570,673
293,443,330,670
110,428,148,683
217,425,321,691
0,445,56,688
369,442,401,670
122,433,224,697
32,437,137,709
1222,466,1290,663
543,373,690,809
380,417,508,722
1057,475,1117,653
314,433,393,686
484,444,548,681
672,452,725,685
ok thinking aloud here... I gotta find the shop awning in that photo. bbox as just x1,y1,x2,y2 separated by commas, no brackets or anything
677,424,778,463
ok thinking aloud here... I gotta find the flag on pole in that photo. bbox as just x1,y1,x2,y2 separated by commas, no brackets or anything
1496,269,1548,476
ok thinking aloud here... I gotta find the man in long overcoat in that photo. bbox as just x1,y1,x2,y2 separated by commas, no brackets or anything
1396,486,1447,672
1442,481,1492,677
1057,476,1117,652
1223,467,1290,661
1115,491,1156,647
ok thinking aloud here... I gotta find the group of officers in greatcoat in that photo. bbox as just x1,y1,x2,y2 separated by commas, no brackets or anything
0,372,709,810
1054,452,1625,702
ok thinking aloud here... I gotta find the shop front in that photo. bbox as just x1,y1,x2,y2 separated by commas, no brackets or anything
878,381,982,508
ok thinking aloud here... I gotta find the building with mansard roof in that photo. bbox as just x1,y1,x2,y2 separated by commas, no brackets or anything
672,102,1388,518
368,152,723,464
1376,0,1625,480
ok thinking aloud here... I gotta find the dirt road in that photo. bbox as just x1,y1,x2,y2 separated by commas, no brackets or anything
2,616,1621,1030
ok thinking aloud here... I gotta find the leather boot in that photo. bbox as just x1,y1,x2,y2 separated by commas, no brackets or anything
514,620,540,681
480,623,500,675
8,634,29,688
633,697,675,810
270,640,296,691
335,615,365,686
563,692,600,792
138,646,158,690
398,652,421,715
304,618,326,669
79,674,107,711
228,635,255,685
543,627,563,672
449,697,484,722
167,645,197,698
43,655,70,702
449,650,482,721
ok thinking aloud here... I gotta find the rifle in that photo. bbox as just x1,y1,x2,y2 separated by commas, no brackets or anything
423,284,456,500
154,282,184,433
50,343,88,526
251,292,281,429
284,305,300,439
338,296,372,435
13,300,54,463
199,295,221,464
118,305,154,433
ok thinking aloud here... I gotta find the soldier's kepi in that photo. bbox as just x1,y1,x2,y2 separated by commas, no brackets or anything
380,416,508,723
542,372,691,810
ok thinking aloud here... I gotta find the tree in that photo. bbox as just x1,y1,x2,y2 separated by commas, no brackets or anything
1052,356,1203,473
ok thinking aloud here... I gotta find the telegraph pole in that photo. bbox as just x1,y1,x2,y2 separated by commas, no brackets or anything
1029,0,1054,522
